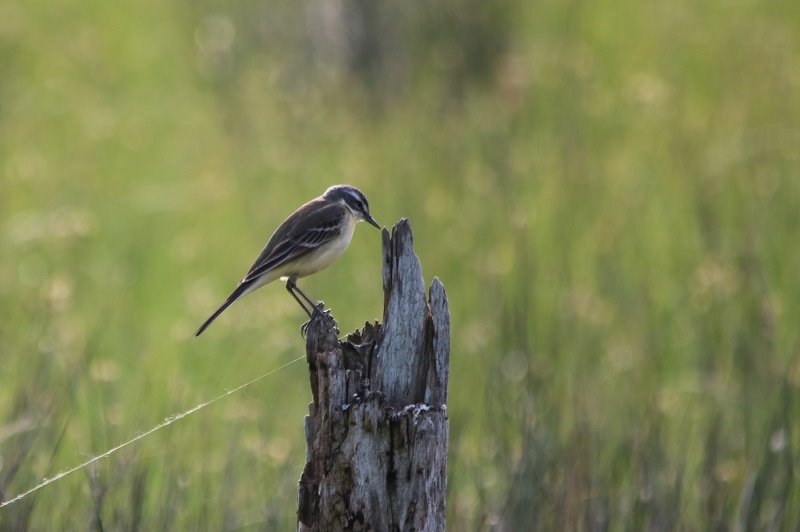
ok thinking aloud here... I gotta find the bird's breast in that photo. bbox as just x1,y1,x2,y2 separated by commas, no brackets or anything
293,213,356,278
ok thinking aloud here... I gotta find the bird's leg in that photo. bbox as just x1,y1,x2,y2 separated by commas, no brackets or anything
291,281,319,311
286,278,327,338
286,277,313,317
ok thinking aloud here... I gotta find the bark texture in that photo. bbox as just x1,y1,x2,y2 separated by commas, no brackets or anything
297,219,450,532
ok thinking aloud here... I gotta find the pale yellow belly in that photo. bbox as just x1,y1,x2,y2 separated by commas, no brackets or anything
285,216,356,279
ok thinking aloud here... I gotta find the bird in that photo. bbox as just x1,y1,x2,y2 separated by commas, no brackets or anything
194,185,380,337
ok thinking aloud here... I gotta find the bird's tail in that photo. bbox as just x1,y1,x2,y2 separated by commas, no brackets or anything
194,283,250,337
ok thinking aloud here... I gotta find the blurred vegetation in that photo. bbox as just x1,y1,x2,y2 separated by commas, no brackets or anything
1,0,799,529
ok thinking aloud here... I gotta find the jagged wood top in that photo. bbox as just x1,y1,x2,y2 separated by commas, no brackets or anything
304,218,450,408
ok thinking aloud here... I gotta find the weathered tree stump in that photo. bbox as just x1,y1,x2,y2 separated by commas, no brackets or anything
297,219,450,532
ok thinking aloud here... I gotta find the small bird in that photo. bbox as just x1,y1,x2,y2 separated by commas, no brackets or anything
195,185,380,337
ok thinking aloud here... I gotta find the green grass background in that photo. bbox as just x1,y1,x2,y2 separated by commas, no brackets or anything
1,0,799,529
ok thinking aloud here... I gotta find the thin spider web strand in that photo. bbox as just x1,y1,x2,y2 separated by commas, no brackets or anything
0,355,306,509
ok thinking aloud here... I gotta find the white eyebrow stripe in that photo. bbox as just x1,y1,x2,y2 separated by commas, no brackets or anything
343,188,364,206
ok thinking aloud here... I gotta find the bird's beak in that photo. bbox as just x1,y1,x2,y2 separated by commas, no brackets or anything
364,213,380,229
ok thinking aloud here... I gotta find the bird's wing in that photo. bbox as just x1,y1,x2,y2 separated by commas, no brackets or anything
241,200,346,284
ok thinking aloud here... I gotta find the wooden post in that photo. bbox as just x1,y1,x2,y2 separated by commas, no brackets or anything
297,219,450,532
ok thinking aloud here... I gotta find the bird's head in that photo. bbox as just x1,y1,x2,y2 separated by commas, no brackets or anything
324,185,380,229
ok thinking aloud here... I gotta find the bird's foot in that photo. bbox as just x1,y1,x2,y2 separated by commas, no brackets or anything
300,304,335,339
